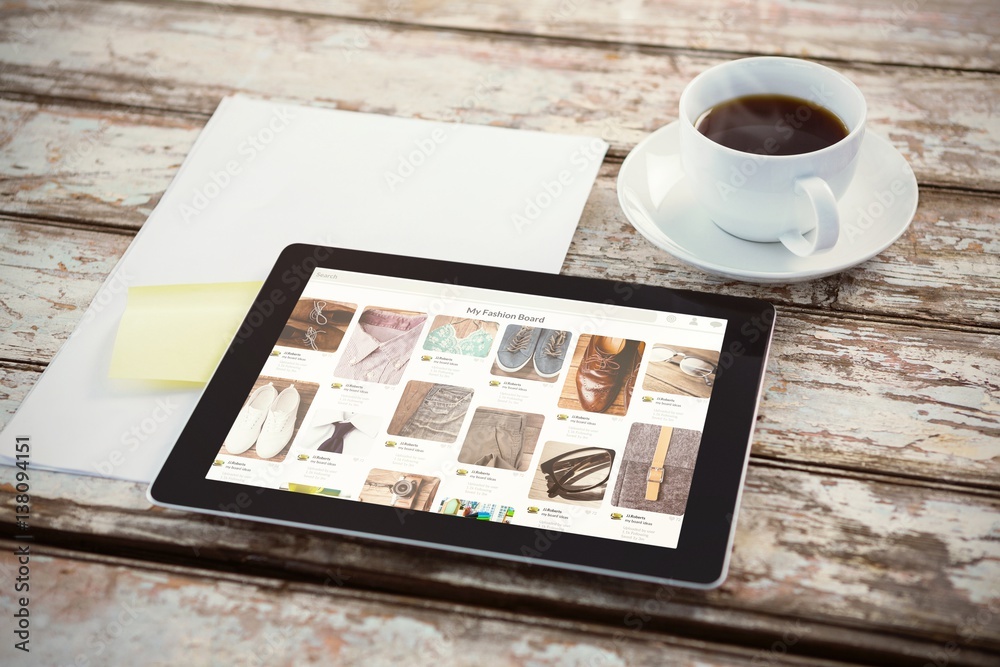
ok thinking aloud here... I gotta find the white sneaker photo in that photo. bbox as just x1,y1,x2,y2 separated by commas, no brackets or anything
255,384,301,459
223,383,278,454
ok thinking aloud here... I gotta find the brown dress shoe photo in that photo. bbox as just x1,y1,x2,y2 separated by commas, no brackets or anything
575,336,637,413
280,320,346,352
290,299,356,326
622,341,645,411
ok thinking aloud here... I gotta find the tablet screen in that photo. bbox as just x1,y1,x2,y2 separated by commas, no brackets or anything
204,266,729,551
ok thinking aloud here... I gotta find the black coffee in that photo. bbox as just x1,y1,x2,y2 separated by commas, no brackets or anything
696,94,849,155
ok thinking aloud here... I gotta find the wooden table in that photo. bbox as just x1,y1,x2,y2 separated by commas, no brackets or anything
1,1,998,664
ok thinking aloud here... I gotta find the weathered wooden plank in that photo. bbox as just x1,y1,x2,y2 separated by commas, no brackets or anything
756,312,1000,488
1,466,997,665
0,364,35,426
0,99,197,226
2,214,998,487
1,101,998,329
0,215,1000,488
166,0,1000,71
1,1,998,190
566,166,1000,329
0,544,862,667
830,192,1000,322
0,219,133,363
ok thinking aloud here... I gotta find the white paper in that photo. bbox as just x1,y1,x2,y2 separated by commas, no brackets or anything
1,95,608,482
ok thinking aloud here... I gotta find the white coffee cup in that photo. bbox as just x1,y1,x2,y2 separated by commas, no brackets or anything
678,57,867,256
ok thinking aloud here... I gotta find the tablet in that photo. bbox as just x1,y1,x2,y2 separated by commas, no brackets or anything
149,244,775,588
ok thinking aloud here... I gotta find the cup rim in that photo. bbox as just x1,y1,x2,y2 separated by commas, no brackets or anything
678,56,867,161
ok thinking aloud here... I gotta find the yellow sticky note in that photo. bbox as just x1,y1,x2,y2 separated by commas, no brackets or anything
109,282,264,384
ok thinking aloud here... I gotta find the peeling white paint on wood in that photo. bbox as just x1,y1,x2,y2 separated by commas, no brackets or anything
2,548,811,666
0,464,997,655
0,106,997,327
1,2,998,188
175,0,1000,70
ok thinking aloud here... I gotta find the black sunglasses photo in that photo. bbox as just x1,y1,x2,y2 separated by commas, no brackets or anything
536,445,615,504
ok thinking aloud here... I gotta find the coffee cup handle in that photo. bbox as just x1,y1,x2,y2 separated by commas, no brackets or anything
779,176,840,257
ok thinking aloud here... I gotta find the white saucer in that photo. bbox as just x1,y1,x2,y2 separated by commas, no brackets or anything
617,122,918,283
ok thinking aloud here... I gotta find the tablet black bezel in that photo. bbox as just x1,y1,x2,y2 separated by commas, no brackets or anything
149,244,774,588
